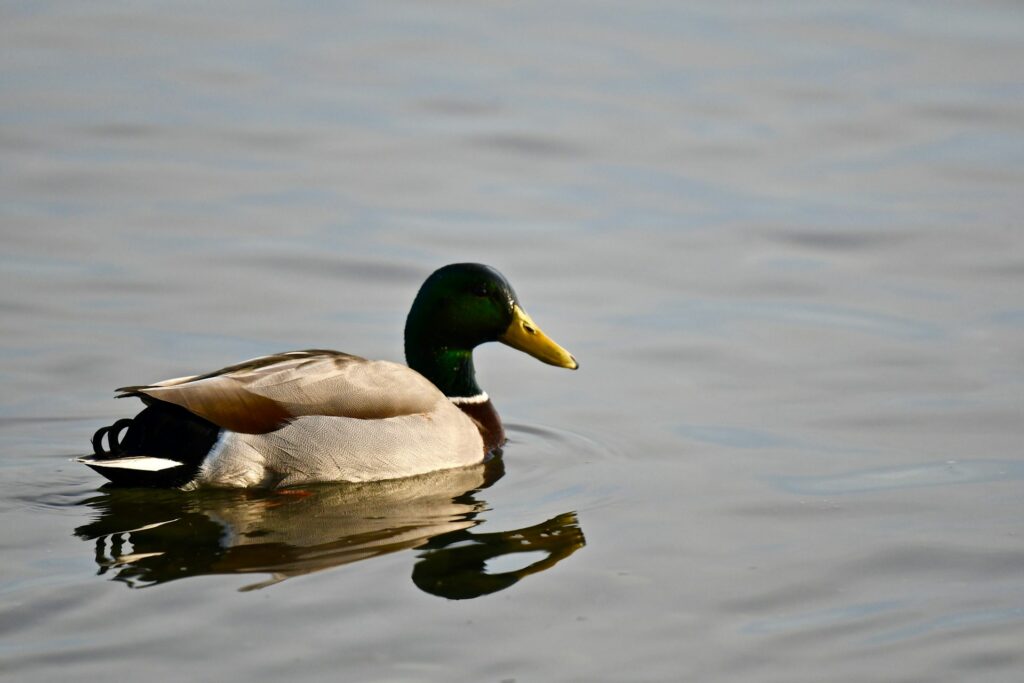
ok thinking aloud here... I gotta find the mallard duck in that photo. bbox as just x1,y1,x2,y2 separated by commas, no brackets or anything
79,263,577,489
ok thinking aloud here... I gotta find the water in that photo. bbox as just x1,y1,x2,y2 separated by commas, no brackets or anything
2,1,1023,680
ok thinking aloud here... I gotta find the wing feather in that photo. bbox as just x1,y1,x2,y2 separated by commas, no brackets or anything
117,350,443,434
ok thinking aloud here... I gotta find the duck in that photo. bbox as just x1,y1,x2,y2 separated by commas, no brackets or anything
78,263,578,489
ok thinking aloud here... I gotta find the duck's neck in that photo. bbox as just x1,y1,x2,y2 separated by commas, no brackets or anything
405,345,483,399
405,343,506,451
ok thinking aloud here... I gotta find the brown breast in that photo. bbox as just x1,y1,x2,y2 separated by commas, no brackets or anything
454,398,505,453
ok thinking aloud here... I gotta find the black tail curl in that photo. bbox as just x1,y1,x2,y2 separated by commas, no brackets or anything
84,404,222,487
91,418,135,458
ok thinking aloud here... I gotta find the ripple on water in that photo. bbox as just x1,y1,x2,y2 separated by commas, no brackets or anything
500,421,621,517
2,461,100,515
773,459,1024,495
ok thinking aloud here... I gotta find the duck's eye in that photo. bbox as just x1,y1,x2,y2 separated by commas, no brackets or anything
472,285,490,298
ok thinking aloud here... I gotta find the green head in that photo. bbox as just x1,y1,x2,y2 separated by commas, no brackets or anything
404,263,577,397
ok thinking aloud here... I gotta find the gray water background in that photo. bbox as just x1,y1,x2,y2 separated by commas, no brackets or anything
2,2,1023,681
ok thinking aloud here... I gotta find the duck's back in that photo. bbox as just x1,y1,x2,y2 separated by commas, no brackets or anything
119,350,445,432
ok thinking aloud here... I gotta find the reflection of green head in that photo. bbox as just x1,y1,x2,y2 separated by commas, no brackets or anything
412,511,586,600
404,263,577,397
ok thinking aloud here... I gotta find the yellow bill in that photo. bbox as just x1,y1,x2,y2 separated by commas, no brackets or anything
499,304,578,370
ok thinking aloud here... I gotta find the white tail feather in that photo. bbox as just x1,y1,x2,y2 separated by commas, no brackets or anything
77,455,183,471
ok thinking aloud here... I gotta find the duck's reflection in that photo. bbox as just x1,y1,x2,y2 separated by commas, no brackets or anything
74,460,585,596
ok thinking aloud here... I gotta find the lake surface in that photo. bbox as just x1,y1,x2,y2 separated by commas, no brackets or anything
2,1,1023,681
